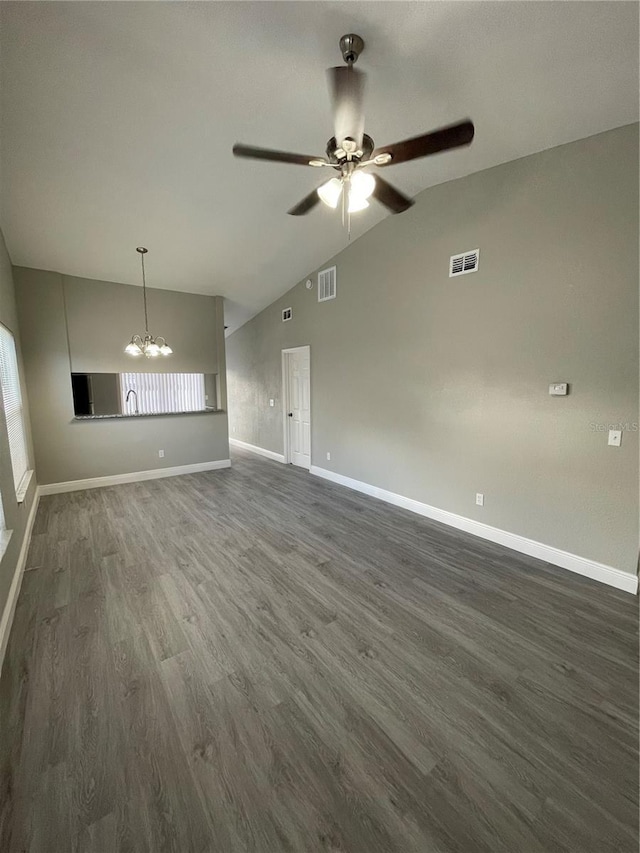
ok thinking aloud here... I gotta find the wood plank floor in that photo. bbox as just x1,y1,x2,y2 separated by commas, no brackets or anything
0,448,637,852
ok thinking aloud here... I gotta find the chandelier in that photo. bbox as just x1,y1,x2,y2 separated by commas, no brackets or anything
124,247,173,358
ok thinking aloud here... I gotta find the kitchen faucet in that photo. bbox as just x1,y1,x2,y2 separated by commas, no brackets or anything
125,389,139,415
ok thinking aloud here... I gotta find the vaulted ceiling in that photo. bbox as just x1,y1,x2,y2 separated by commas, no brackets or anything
1,2,638,332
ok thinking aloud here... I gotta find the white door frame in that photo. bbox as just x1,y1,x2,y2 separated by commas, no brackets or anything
282,346,311,466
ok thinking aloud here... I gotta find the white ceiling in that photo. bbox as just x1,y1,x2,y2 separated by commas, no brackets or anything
1,2,638,333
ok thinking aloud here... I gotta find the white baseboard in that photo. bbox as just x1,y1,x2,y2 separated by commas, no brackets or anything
230,438,285,464
0,487,41,675
39,459,231,496
310,466,638,595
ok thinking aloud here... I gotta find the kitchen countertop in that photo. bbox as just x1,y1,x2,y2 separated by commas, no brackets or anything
74,407,223,421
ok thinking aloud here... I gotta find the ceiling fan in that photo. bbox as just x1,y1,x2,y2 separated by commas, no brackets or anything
233,34,474,222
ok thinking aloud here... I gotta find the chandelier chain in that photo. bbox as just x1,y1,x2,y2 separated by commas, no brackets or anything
141,251,149,334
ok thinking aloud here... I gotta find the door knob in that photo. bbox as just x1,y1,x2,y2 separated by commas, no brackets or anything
288,412,293,417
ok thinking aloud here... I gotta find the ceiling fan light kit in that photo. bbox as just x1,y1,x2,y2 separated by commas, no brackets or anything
124,247,173,358
317,177,343,209
233,33,474,228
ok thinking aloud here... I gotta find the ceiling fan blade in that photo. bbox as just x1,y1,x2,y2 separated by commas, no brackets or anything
287,186,323,216
233,143,323,167
372,120,475,167
371,175,414,214
328,66,365,148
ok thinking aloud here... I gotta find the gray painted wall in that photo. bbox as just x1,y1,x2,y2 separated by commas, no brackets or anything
14,267,229,485
227,124,639,577
63,274,220,375
0,230,37,622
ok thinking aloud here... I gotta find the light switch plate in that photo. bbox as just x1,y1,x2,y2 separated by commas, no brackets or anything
549,383,568,396
608,429,622,447
269,399,274,407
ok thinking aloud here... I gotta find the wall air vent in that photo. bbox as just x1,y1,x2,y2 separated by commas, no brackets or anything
282,307,292,322
449,249,479,277
318,266,337,302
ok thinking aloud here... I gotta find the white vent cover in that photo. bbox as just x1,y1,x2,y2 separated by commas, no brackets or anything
318,266,337,302
282,307,292,322
449,249,479,277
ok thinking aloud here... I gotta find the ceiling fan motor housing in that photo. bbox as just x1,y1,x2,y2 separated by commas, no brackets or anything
326,133,374,165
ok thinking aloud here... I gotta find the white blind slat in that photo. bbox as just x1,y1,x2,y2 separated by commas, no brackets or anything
0,324,29,493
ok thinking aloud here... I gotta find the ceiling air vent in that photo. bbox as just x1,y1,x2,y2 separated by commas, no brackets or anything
318,266,337,302
449,249,479,277
282,307,292,322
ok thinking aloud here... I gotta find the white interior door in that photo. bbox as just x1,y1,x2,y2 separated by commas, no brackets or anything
285,347,311,469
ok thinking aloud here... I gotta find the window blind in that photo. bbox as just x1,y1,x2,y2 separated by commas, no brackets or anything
120,373,206,415
0,324,29,493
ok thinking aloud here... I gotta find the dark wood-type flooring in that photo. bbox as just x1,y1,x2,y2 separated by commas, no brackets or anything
1,448,638,852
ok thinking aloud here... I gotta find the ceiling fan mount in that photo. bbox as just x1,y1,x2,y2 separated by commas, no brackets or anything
338,33,365,65
233,33,475,219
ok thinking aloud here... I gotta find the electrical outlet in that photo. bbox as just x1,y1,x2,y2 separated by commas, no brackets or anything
158,449,165,458
232,426,236,433
269,399,275,407
326,452,331,461
475,493,484,506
